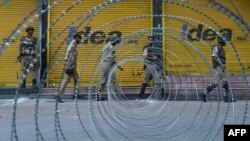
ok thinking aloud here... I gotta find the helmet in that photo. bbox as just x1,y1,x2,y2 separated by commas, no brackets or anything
73,32,82,40
148,35,155,41
109,35,120,46
26,26,35,32
109,36,117,42
217,34,227,45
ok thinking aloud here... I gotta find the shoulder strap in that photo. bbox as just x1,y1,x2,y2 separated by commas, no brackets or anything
20,36,25,41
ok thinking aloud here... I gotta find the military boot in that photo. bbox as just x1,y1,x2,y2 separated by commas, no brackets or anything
20,80,26,88
138,83,147,98
72,94,79,99
222,82,236,102
55,95,64,103
223,93,236,103
32,79,37,89
202,84,216,102
97,86,106,101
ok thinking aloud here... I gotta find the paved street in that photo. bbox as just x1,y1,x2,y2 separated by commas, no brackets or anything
0,97,249,141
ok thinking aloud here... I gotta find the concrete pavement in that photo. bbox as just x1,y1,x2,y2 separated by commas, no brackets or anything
0,97,249,141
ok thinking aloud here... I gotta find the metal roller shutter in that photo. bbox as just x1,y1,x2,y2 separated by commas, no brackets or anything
0,0,40,87
48,0,152,87
163,0,250,74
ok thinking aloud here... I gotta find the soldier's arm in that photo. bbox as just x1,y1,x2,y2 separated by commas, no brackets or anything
147,55,158,60
18,37,24,57
65,41,73,60
211,46,222,66
17,37,24,63
110,60,123,71
17,44,21,63
212,56,220,66
108,57,115,67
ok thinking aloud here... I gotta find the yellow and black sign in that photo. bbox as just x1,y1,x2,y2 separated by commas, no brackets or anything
48,0,152,86
163,0,250,74
1,0,249,87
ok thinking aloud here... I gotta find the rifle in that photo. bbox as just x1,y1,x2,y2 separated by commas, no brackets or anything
16,56,21,63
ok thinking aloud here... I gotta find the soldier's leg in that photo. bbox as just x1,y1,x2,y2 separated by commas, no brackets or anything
210,67,221,93
222,81,229,95
57,73,71,102
139,67,151,98
112,74,123,98
203,67,220,102
221,69,235,102
97,84,106,101
217,66,230,102
155,71,166,99
151,66,164,99
97,63,109,101
205,83,217,95
139,83,147,98
222,80,235,102
20,56,28,88
31,59,38,88
72,71,79,99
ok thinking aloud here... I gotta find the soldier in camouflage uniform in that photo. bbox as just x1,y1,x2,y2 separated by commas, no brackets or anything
18,26,38,88
203,35,236,102
138,36,160,99
56,32,82,103
97,36,123,101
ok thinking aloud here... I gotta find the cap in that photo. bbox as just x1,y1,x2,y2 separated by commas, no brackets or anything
26,26,35,32
217,34,227,45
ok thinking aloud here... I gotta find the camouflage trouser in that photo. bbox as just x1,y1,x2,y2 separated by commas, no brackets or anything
207,65,229,96
98,61,120,94
21,56,37,81
139,63,164,98
143,61,162,84
143,67,153,84
59,71,78,96
212,65,227,85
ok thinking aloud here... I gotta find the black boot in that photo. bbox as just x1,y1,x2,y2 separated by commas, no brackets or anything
223,94,236,102
97,94,106,101
97,92,101,101
32,79,37,89
96,89,106,101
55,95,64,103
32,79,36,86
160,88,165,99
138,83,147,98
203,85,215,102
20,80,26,88
222,82,236,102
72,94,79,99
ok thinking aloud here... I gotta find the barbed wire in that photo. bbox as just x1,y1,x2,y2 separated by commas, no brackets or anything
5,0,250,140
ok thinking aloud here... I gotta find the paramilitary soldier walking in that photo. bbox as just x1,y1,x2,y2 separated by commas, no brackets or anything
97,36,123,101
56,32,82,103
203,35,236,102
18,26,38,89
138,36,160,99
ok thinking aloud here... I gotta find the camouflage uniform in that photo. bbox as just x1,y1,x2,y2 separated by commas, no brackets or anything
97,41,120,100
19,35,38,88
203,37,235,102
138,43,159,98
211,45,227,87
58,39,79,98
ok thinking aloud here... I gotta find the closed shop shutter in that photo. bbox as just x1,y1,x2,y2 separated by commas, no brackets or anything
48,0,152,87
0,0,40,86
163,0,250,74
